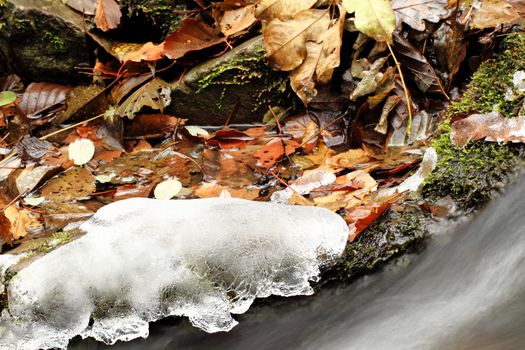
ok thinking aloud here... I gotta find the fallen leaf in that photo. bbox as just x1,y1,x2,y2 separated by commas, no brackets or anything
213,1,257,37
194,182,259,200
66,0,96,15
346,196,400,242
391,0,451,31
126,114,185,139
343,0,396,43
41,166,96,202
469,0,525,29
117,78,172,119
185,125,210,137
255,0,317,20
164,17,226,60
95,0,122,31
0,91,16,107
351,57,388,100
14,136,57,161
122,42,165,63
255,138,300,168
202,149,257,186
206,129,255,149
393,33,442,94
450,112,525,147
154,178,182,200
18,82,71,119
68,138,96,166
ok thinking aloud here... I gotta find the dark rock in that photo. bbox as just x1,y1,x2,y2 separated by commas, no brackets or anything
166,36,300,125
0,0,91,83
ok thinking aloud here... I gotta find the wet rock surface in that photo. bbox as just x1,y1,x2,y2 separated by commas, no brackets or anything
0,0,92,83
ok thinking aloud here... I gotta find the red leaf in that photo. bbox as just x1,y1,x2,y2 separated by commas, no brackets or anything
95,0,122,32
164,18,226,60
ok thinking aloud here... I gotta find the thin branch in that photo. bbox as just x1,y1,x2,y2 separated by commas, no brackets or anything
387,42,413,136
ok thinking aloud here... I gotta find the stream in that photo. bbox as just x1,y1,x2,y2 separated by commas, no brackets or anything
70,176,525,350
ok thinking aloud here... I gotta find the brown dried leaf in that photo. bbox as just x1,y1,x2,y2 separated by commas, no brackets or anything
470,0,525,29
95,0,122,31
164,18,226,60
41,167,96,202
18,82,71,119
66,0,97,15
391,0,451,31
117,78,172,120
213,1,257,37
393,33,442,94
255,138,300,168
255,0,317,20
121,42,165,63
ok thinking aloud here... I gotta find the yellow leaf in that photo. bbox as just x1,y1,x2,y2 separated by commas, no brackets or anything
343,0,396,43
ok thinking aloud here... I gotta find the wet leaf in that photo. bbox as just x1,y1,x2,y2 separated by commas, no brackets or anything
206,129,255,149
41,167,96,202
2,206,34,242
68,138,96,166
117,78,172,120
450,112,525,147
0,91,16,107
126,114,185,139
194,183,259,200
18,82,71,119
164,18,226,60
111,75,151,104
255,138,300,168
55,84,107,124
346,196,399,242
185,125,210,137
391,0,451,31
154,178,182,200
343,0,396,43
202,149,257,186
95,0,122,32
16,165,61,193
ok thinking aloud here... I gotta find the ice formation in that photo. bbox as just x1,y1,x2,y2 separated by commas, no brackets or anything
0,198,348,349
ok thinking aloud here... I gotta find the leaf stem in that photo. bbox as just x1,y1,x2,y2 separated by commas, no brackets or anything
387,42,413,136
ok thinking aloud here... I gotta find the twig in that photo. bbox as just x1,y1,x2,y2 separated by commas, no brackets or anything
387,42,413,136
39,113,105,140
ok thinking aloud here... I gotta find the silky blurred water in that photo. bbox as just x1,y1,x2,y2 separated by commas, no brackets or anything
71,177,525,350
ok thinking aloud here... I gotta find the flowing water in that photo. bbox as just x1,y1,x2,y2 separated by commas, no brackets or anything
71,177,525,350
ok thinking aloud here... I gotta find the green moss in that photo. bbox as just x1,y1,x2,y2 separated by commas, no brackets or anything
423,122,523,209
121,0,188,38
197,45,267,93
452,33,525,118
11,17,31,30
43,30,65,50
196,45,290,112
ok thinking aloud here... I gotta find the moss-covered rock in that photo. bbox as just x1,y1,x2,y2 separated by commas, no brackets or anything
166,36,299,125
0,0,91,83
422,123,523,209
119,0,192,41
424,34,525,209
452,33,525,117
323,208,427,284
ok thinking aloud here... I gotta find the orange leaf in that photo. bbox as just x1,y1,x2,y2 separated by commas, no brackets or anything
255,138,300,169
95,0,122,32
122,42,165,63
164,18,226,60
0,212,13,245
